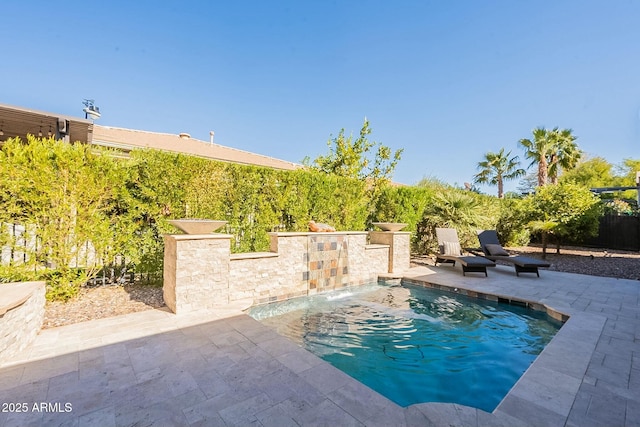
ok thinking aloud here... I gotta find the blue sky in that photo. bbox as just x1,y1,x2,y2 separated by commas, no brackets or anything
2,1,639,195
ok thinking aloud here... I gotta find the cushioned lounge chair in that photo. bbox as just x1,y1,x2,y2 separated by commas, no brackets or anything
477,230,551,277
435,228,496,276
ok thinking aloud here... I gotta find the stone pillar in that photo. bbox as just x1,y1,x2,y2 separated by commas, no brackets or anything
369,231,411,273
163,233,232,314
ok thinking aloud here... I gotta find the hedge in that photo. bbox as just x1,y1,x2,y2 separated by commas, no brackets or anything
5,136,593,300
0,136,369,299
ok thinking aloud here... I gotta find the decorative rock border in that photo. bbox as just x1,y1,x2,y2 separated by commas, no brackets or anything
0,281,45,365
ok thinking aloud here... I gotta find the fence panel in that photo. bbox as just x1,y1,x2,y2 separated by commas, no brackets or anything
1,222,157,286
584,214,640,251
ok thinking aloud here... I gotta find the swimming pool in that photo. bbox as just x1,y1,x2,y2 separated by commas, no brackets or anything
248,281,562,412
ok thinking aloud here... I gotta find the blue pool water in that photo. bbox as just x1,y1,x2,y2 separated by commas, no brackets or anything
248,282,562,412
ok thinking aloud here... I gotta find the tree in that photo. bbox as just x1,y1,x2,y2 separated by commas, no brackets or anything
617,158,640,186
519,127,581,187
473,148,525,198
305,118,403,182
547,128,581,184
304,118,403,222
516,172,539,195
615,158,640,208
560,156,616,188
519,127,553,187
521,183,602,258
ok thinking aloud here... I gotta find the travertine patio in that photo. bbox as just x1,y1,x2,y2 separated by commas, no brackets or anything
0,264,638,426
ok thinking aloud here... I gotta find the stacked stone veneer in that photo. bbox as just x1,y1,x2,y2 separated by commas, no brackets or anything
369,231,411,273
0,281,45,366
164,231,409,312
163,234,231,314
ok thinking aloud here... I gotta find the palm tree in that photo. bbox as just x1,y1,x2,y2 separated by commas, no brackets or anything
547,128,581,184
519,127,554,187
519,127,580,187
473,148,526,198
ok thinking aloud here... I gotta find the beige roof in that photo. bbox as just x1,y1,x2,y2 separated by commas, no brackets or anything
92,125,301,171
0,103,300,171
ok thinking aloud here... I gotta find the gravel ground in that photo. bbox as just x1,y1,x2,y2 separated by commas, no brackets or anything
410,245,640,280
44,246,640,329
499,245,640,280
43,284,165,329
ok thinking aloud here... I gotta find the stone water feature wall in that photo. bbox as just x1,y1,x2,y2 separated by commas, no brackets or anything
307,234,350,292
164,231,410,313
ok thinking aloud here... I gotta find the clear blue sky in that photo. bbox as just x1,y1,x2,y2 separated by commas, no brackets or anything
2,1,639,195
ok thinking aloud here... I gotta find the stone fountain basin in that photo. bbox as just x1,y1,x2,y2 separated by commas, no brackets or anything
168,219,228,234
372,222,408,232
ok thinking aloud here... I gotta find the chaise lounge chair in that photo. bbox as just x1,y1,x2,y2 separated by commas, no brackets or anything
435,228,496,276
477,230,550,277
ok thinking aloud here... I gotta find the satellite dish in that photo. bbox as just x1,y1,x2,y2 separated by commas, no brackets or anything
82,99,101,120
464,182,472,190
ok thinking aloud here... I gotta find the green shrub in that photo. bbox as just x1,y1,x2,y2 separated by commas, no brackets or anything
41,268,89,301
0,136,126,300
496,198,531,246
